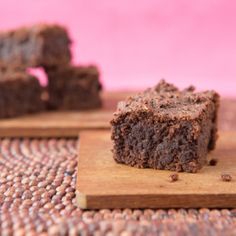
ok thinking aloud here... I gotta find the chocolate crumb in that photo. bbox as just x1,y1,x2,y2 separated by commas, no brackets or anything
221,173,232,182
208,158,218,166
169,173,179,182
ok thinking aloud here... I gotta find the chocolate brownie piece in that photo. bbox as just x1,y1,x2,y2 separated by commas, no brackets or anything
111,80,220,173
45,65,102,110
0,62,25,74
0,70,44,118
0,24,71,67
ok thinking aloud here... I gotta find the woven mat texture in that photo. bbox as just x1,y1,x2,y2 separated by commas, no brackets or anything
0,99,236,236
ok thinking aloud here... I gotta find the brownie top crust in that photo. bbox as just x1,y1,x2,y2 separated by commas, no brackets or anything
0,24,71,42
0,24,72,67
46,64,99,78
114,80,219,121
46,65,102,91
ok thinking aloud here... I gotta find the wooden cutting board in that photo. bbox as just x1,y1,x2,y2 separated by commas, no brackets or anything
76,130,236,209
0,91,133,137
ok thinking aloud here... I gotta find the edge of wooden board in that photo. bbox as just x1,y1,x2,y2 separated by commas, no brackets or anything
77,191,88,209
76,192,236,209
76,130,236,209
0,126,109,138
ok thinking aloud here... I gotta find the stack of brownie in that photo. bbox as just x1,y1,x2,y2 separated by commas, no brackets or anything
0,24,102,118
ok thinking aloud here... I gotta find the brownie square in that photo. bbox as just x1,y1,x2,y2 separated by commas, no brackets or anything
0,62,25,74
111,80,220,173
0,70,44,118
0,24,71,67
45,65,102,110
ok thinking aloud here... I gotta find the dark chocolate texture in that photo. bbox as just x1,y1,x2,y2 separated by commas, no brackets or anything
45,65,102,110
0,24,71,67
111,80,220,173
0,69,44,118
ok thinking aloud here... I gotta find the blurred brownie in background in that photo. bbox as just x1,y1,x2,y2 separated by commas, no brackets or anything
0,69,44,118
45,65,102,110
0,62,25,74
0,24,71,67
0,23,103,117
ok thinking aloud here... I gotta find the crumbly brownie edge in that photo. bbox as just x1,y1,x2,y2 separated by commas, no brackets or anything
110,83,220,173
46,65,102,110
207,92,220,151
111,110,208,173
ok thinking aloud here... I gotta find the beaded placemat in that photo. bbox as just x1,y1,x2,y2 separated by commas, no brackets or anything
0,138,236,235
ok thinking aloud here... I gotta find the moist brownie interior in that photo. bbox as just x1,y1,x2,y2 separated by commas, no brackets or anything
111,80,220,173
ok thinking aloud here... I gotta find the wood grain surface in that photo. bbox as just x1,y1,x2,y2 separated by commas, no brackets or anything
76,130,236,209
0,91,234,137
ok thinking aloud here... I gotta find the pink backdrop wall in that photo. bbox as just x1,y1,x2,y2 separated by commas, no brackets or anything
0,0,236,96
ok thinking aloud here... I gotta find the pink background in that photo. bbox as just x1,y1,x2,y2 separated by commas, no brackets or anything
1,0,236,96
